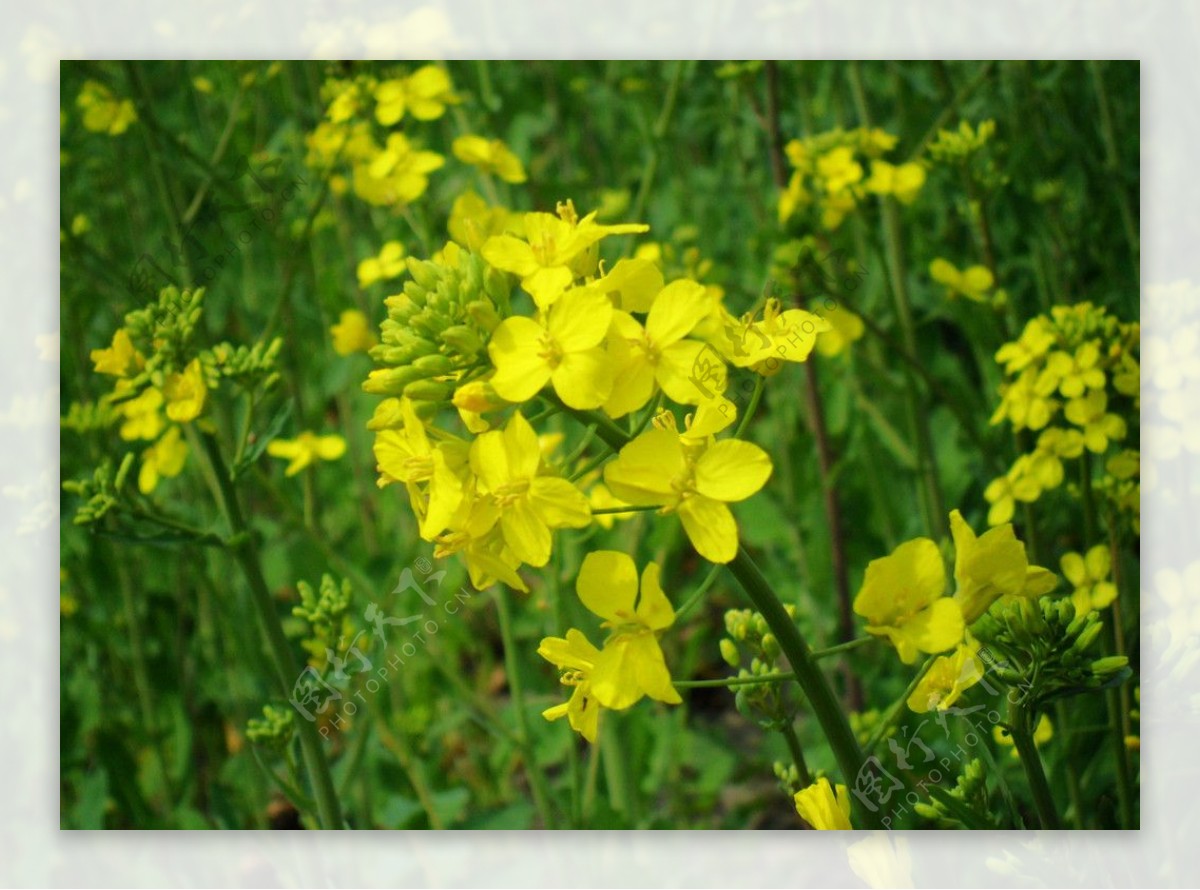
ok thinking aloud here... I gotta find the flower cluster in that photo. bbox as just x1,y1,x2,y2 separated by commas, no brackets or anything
853,508,1057,712
67,287,296,515
76,80,137,136
362,197,824,578
778,126,926,230
987,302,1140,526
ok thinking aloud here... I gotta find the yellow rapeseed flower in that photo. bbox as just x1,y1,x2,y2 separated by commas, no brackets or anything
573,551,682,709
487,287,615,410
118,386,166,442
357,241,407,288
908,639,986,713
374,64,458,125
452,134,527,183
815,305,865,358
930,258,994,303
604,278,717,416
603,418,771,563
853,537,964,664
865,160,926,204
162,358,207,423
138,426,188,494
537,629,604,742
469,411,591,567
77,80,137,135
267,431,347,476
91,329,142,378
353,133,444,206
482,202,648,308
1061,544,1118,615
330,309,379,356
794,777,853,830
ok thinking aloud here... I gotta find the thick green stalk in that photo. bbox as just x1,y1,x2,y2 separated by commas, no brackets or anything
780,722,813,787
200,433,344,829
1008,698,1061,829
728,549,879,827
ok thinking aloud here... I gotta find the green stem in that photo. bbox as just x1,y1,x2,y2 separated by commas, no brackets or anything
494,587,557,828
780,721,813,787
727,548,880,827
625,60,685,243
1008,698,1061,829
199,433,344,829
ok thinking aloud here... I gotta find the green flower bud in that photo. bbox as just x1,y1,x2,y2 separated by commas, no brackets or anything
719,638,740,668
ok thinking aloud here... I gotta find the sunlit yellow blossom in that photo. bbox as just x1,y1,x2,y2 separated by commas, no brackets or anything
717,298,830,375
91,329,142,377
990,369,1057,431
794,777,853,830
604,279,717,416
267,431,347,476
374,65,457,125
820,190,858,230
996,318,1056,374
537,629,603,742
1039,342,1106,399
192,76,214,94
357,241,407,288
983,456,1041,526
487,287,614,409
447,190,518,251
325,78,370,124
603,420,771,564
1062,545,1118,616
77,80,137,135
815,305,865,358
853,537,964,664
994,714,1053,759
434,488,528,592
482,203,648,308
778,172,812,224
452,134,527,183
1024,427,1084,490
574,551,682,709
930,258,994,303
353,133,444,206
71,214,91,236
1064,389,1127,452
138,426,188,494
118,386,166,442
330,309,379,356
817,146,863,194
162,358,207,423
865,160,926,203
590,257,663,313
950,509,1053,623
373,398,466,539
908,639,985,713
469,411,591,567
